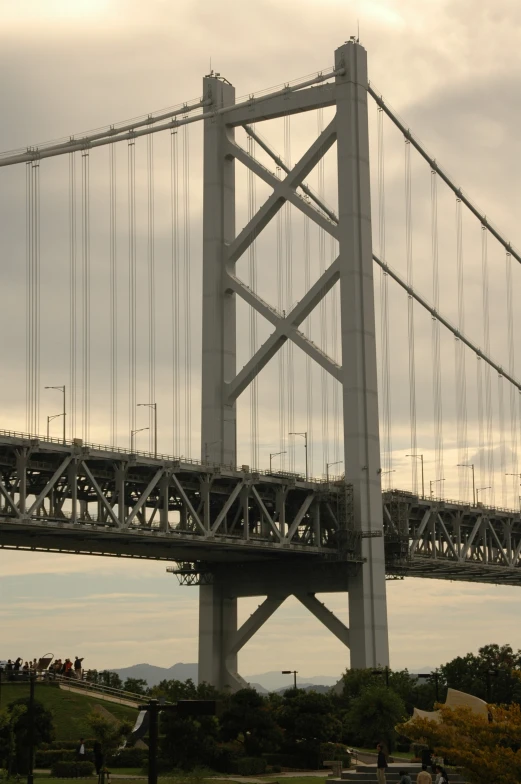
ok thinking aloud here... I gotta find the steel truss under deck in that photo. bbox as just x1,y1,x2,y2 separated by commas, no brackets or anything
1,434,520,585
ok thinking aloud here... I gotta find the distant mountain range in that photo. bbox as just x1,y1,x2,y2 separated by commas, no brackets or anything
111,662,339,692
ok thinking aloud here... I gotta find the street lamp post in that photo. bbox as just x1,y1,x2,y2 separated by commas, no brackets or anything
27,673,35,784
269,451,286,473
326,460,343,484
476,486,491,505
429,478,445,498
131,427,149,452
45,385,66,443
289,431,308,480
137,403,158,457
457,463,476,506
46,413,64,440
281,670,298,690
406,454,425,497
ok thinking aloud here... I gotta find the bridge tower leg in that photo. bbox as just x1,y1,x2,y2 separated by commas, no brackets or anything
199,74,240,690
335,42,389,667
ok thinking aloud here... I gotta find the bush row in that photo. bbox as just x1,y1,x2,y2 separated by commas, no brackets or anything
50,761,95,778
36,746,147,768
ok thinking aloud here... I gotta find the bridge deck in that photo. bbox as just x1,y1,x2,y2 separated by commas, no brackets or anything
1,433,521,585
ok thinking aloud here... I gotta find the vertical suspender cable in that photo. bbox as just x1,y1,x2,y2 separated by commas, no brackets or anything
285,116,295,472
304,208,313,476
182,123,192,459
455,198,469,501
481,226,495,503
247,133,259,469
81,152,90,442
498,374,506,506
26,162,40,435
128,141,137,442
171,131,180,455
404,139,417,492
276,166,286,469
69,153,77,439
318,108,329,475
378,107,392,488
25,163,32,432
331,232,340,467
506,252,518,507
109,144,117,447
147,133,156,453
34,163,41,435
477,357,485,489
431,170,444,496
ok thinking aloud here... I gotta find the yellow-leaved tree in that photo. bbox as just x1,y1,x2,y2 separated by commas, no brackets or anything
397,703,521,784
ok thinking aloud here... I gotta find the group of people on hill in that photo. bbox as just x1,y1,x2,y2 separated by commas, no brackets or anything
2,657,41,677
377,743,450,784
1,655,85,680
50,656,85,679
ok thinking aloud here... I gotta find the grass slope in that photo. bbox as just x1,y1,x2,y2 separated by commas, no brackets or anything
0,682,138,741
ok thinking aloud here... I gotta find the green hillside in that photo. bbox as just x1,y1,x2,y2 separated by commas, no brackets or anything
0,681,138,741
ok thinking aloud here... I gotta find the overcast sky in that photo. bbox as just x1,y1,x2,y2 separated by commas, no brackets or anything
2,0,521,676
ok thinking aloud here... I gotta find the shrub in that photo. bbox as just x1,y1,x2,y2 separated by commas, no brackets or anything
35,749,75,766
41,740,94,751
233,757,267,775
50,760,95,777
262,752,308,769
108,747,147,767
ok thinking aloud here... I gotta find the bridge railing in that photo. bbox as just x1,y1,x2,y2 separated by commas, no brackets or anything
0,428,342,485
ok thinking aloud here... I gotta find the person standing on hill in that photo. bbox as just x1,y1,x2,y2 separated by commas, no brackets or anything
76,738,86,762
74,656,84,680
376,743,387,784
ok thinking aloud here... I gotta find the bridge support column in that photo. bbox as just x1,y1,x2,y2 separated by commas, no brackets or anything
335,41,389,668
199,73,238,688
198,585,288,691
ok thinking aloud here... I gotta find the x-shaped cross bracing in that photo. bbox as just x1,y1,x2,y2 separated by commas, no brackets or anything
224,119,341,402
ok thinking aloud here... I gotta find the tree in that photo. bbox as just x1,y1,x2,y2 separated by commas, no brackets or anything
2,697,54,775
0,704,27,776
123,677,148,696
87,712,132,757
159,711,220,770
398,703,521,784
220,688,282,757
276,690,342,767
150,678,222,703
440,643,521,705
345,683,406,752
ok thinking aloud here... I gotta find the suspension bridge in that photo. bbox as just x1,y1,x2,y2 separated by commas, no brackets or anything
1,40,521,690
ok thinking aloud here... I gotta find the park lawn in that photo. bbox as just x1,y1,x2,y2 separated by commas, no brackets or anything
0,681,138,741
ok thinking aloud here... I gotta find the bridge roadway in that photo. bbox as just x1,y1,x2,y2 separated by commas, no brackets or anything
0,432,520,586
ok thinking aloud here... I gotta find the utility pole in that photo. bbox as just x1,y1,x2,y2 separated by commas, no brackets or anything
27,674,35,784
